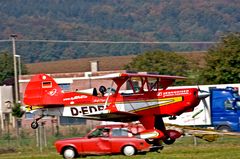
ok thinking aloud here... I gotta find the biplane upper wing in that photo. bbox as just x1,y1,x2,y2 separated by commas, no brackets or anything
91,73,186,89
91,73,186,80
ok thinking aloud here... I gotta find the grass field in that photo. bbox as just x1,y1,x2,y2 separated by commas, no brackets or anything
0,136,239,159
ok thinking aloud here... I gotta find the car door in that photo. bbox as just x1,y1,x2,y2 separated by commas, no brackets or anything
110,127,134,153
82,128,111,154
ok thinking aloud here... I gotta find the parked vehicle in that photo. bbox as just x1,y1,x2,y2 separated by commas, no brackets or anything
55,124,162,158
164,84,240,132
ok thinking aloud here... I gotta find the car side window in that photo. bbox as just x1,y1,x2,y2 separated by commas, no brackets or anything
89,129,102,137
111,128,130,137
89,128,110,138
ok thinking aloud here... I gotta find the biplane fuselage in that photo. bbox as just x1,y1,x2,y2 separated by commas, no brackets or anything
23,73,206,143
58,88,198,118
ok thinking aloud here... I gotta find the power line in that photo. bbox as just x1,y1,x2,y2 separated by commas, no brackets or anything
0,40,11,42
0,39,220,44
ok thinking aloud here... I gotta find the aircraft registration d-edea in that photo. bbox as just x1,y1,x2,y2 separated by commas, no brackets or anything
23,73,209,145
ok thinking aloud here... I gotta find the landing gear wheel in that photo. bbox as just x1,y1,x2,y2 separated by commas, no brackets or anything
163,137,175,145
122,145,136,156
63,147,76,159
31,121,39,129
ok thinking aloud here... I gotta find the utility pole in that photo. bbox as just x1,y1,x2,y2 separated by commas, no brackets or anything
10,34,20,142
10,34,19,103
15,55,21,80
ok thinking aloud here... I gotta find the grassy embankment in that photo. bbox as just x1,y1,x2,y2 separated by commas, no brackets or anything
0,136,239,159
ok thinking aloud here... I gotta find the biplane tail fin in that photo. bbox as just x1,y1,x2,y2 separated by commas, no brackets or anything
23,74,64,106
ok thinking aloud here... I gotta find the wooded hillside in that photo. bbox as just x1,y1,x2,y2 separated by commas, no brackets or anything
0,0,239,63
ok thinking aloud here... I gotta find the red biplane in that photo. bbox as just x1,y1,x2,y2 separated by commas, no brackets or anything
23,73,209,145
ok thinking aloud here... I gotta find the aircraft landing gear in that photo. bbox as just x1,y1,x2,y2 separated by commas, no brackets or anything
163,137,176,145
31,121,39,129
31,115,44,129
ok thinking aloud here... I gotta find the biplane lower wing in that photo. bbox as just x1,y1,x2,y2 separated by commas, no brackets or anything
84,110,140,122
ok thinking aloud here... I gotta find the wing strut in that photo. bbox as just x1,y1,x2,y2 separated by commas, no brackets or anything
104,81,120,112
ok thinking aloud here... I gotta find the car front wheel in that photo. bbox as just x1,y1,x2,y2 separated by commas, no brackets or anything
63,147,76,159
122,145,136,156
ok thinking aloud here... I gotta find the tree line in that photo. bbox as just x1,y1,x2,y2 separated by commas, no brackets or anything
125,33,240,85
1,33,239,86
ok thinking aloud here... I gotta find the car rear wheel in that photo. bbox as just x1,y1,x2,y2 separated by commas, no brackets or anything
63,147,76,159
122,145,136,156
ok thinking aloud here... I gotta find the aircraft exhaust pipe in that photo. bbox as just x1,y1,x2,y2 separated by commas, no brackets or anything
198,91,210,99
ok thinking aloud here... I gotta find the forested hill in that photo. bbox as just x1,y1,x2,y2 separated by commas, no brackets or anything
0,0,239,63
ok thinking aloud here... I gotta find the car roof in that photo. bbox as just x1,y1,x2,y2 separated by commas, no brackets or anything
95,123,144,129
96,124,128,129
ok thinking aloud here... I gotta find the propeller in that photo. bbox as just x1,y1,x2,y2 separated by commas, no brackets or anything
197,85,210,100
197,85,210,112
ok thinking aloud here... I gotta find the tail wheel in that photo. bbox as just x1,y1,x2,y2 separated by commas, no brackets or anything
31,121,38,129
63,147,76,159
122,145,136,156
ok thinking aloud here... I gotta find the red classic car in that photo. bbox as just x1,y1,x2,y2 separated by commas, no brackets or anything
55,124,159,158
